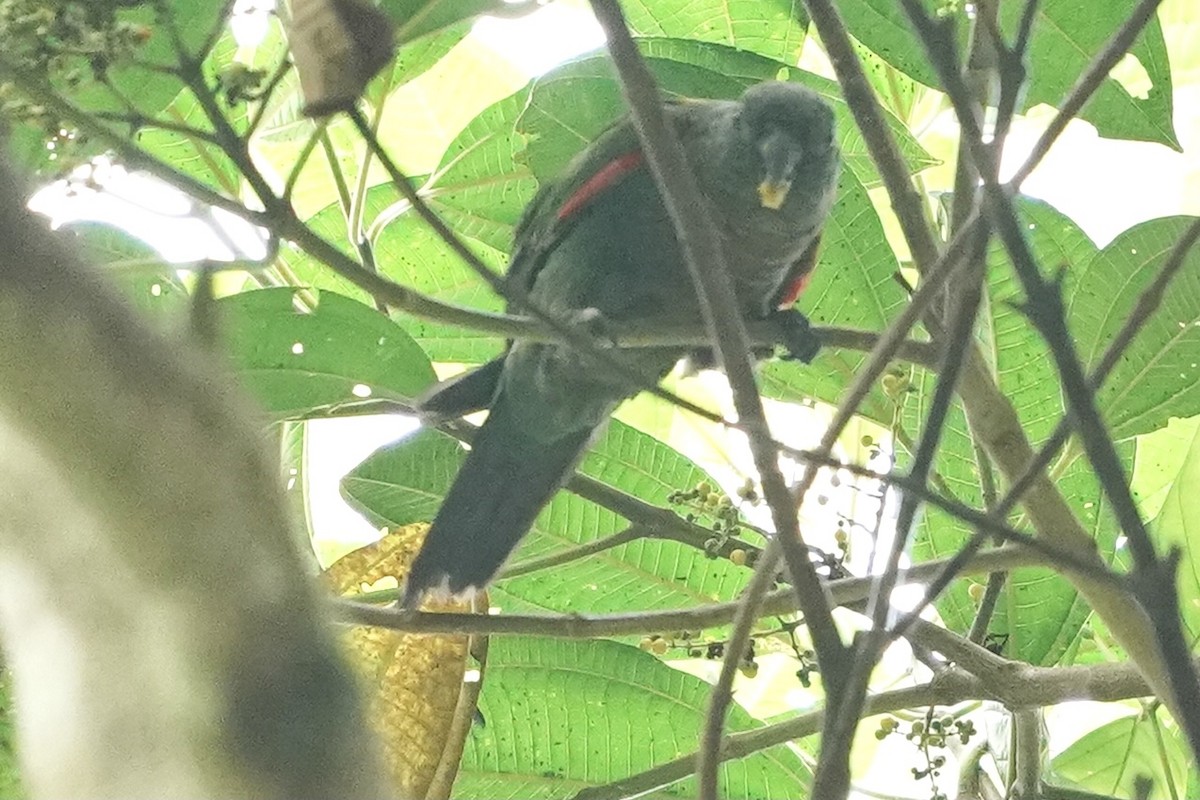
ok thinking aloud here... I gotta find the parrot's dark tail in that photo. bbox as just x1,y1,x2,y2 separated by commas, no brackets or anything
402,394,594,607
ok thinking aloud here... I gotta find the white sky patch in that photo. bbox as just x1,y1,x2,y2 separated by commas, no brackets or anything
29,160,269,264
473,2,605,77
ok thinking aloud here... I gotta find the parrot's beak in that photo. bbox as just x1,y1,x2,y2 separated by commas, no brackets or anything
757,128,802,210
757,179,792,210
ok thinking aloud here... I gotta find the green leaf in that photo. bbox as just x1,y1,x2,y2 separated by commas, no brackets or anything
826,0,932,93
341,420,750,614
218,287,436,419
450,772,676,800
339,427,458,528
985,197,1096,445
1004,0,1179,149
1068,216,1200,440
425,89,538,252
903,358,1126,664
985,449,1126,664
78,2,222,119
0,673,23,800
456,638,811,799
364,21,472,108
622,0,810,65
835,0,1178,148
903,385,990,643
284,90,533,362
64,222,190,324
1133,415,1200,521
500,420,750,614
139,21,289,196
1147,420,1200,646
1051,713,1188,798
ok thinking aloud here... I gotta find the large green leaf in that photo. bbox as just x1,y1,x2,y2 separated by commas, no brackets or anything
456,638,812,799
500,420,750,613
61,2,221,119
364,21,472,109
451,773,675,800
905,389,1127,666
280,190,510,365
921,195,1135,663
834,0,1178,148
983,198,1097,444
986,450,1126,664
64,222,190,325
342,420,751,614
218,287,436,419
1004,0,1178,149
1133,415,1200,522
1051,713,1188,798
622,0,810,67
1147,420,1200,646
283,90,533,362
1067,216,1200,441
423,88,538,252
903,202,1130,666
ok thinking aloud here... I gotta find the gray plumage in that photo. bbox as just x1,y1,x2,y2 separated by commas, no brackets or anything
404,81,840,605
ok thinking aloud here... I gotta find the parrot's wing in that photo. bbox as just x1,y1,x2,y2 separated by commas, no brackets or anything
415,356,505,423
504,100,704,303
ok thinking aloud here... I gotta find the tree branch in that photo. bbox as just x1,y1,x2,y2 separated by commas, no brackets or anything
571,655,1177,800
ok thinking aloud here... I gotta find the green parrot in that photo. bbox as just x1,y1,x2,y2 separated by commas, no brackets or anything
403,80,841,605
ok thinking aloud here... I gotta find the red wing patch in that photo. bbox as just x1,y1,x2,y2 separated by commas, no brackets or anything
777,270,814,308
556,150,645,222
775,235,823,309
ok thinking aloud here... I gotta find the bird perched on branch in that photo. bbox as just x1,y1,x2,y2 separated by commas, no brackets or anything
403,80,840,606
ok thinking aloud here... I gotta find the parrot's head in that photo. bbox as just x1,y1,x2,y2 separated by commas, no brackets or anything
736,82,838,211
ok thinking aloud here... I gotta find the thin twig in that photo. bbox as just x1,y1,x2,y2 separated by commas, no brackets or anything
498,526,648,579
337,545,1043,638
92,111,223,145
246,57,295,137
570,655,1179,800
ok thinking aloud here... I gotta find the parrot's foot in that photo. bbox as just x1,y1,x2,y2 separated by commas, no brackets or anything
771,309,822,363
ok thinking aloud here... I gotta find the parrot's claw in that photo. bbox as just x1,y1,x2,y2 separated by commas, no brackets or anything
772,309,822,363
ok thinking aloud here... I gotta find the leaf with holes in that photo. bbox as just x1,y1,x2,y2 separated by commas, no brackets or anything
456,638,811,799
833,0,1178,148
1068,216,1200,440
218,288,436,419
